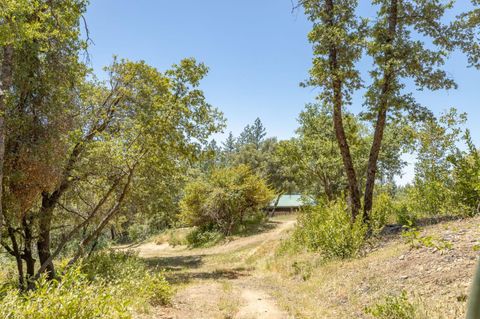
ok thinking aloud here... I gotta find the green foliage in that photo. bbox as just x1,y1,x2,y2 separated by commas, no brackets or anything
0,268,131,319
154,228,190,247
365,291,419,319
402,228,453,251
395,203,417,227
0,251,173,318
370,192,395,233
80,250,145,282
80,250,172,308
411,109,466,216
186,228,224,248
126,223,151,243
180,165,274,235
2,0,225,288
238,117,267,149
288,201,367,259
449,130,480,216
285,104,369,200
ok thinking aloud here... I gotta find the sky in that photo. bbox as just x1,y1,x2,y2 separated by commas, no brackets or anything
84,0,479,183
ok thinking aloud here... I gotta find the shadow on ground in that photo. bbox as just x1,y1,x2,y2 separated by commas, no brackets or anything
237,220,281,237
380,214,466,236
144,255,205,271
165,267,252,284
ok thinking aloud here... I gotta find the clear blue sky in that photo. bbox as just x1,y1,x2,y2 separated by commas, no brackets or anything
84,1,479,182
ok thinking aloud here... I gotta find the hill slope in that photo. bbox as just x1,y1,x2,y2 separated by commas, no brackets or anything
135,215,480,319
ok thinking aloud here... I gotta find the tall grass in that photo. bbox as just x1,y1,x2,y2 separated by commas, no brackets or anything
0,250,172,318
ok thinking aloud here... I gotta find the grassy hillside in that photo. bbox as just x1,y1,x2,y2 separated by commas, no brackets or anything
136,215,479,319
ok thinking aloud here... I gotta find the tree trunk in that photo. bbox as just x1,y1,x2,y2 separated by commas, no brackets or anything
37,194,56,279
0,45,13,236
321,172,335,201
325,0,362,219
363,0,398,223
269,193,282,217
110,225,116,241
22,214,36,290
7,225,25,290
363,107,388,223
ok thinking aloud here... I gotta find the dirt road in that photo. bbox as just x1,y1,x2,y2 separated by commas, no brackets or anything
135,217,296,319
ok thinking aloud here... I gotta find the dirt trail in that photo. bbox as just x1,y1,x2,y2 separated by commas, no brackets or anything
135,218,295,319
236,288,289,319
136,219,295,259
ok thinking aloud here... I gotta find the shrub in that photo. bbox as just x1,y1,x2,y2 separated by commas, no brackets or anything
79,250,172,311
365,291,427,319
141,273,173,306
288,200,367,259
395,202,418,226
370,192,394,233
127,223,150,243
80,250,145,282
180,165,274,235
0,268,131,319
154,228,190,247
186,228,224,247
450,137,480,216
402,227,453,250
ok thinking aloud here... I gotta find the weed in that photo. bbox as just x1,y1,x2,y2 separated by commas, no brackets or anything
402,228,453,250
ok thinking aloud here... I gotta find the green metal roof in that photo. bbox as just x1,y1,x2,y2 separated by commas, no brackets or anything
270,195,312,208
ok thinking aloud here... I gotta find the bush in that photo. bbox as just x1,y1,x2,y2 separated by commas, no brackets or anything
80,250,145,282
287,200,367,259
180,165,274,235
395,202,417,226
450,142,480,216
365,291,427,319
127,223,150,243
154,228,190,247
80,250,173,308
0,268,131,319
137,272,173,307
0,256,173,318
370,192,394,233
186,228,224,248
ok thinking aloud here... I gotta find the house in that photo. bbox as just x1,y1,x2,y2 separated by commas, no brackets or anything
267,194,313,216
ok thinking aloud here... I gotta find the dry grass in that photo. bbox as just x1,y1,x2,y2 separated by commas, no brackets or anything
153,227,191,246
218,281,242,319
137,214,479,318
250,217,480,318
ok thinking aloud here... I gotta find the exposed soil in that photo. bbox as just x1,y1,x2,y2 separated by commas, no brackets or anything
134,218,295,319
134,215,480,319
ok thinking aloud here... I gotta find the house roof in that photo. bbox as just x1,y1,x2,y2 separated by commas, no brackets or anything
269,194,313,208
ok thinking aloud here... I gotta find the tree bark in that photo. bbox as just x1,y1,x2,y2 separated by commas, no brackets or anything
363,0,398,222
325,0,362,219
0,45,14,236
22,214,36,290
110,225,116,241
7,225,25,290
37,195,55,279
321,172,335,201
